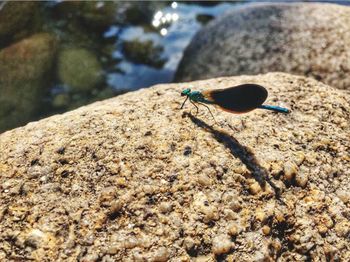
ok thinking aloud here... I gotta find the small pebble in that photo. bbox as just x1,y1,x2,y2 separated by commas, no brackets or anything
270,161,283,178
197,173,212,186
143,185,155,194
124,236,139,249
132,250,145,262
336,190,350,204
152,247,169,262
2,180,14,190
107,244,120,255
116,177,127,187
249,181,262,195
25,229,45,248
324,244,338,259
83,233,95,246
84,254,100,261
334,220,350,237
270,240,282,252
229,200,242,212
284,161,298,181
109,200,123,217
223,209,237,220
158,202,173,214
228,224,239,236
262,225,271,235
234,165,248,175
275,212,285,223
255,210,266,223
183,237,196,251
138,235,152,249
317,224,328,234
295,173,308,188
318,214,333,230
202,206,219,223
99,187,116,206
294,151,305,165
212,235,232,255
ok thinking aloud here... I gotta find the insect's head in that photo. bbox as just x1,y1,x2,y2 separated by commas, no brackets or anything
181,88,191,97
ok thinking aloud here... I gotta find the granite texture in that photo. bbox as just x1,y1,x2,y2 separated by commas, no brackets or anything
0,73,349,261
175,3,350,91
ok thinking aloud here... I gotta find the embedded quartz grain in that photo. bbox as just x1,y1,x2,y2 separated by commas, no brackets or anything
175,3,350,91
212,235,232,255
0,73,349,261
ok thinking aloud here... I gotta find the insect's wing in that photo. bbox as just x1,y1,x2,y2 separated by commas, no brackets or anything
203,84,268,113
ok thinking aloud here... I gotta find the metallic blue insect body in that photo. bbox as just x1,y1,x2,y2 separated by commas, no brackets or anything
180,84,290,115
258,105,290,114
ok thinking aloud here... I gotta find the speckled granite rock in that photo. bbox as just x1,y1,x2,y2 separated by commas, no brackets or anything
0,73,349,261
175,3,350,91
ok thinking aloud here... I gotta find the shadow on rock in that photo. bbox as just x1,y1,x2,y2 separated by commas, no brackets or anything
184,112,283,200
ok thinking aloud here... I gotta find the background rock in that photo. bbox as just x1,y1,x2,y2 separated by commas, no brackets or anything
175,3,350,91
0,33,58,132
0,2,39,47
122,39,166,68
0,73,349,260
57,48,103,93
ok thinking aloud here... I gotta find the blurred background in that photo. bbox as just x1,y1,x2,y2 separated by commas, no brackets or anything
0,1,349,133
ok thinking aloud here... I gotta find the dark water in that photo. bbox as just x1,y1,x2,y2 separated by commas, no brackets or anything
106,2,241,90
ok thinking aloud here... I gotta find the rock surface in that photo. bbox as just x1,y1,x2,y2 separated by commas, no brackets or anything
0,73,349,261
175,3,350,91
0,33,58,133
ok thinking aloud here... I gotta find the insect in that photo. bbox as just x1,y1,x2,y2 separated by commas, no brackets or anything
180,84,290,120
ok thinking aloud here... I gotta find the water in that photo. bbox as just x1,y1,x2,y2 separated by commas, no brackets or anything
0,1,348,132
107,2,241,90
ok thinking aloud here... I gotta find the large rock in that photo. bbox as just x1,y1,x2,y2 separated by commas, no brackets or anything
0,2,38,47
0,33,58,132
175,3,350,90
0,73,349,260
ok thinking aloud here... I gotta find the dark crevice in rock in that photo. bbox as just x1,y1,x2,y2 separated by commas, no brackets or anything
271,219,295,259
185,239,212,258
30,159,40,166
215,253,228,261
183,146,192,156
56,147,66,154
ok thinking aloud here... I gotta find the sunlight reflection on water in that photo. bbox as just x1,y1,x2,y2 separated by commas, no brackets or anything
105,2,240,90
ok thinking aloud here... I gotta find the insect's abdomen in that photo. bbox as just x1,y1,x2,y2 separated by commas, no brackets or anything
206,84,268,113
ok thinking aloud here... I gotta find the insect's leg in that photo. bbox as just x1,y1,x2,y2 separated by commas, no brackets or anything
180,96,189,109
190,100,199,114
197,102,217,125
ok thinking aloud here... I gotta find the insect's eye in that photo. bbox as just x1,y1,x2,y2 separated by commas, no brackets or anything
181,92,185,96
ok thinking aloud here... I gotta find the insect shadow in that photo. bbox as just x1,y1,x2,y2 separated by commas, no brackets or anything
184,112,283,202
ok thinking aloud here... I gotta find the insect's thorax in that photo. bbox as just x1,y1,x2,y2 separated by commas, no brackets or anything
189,91,213,104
